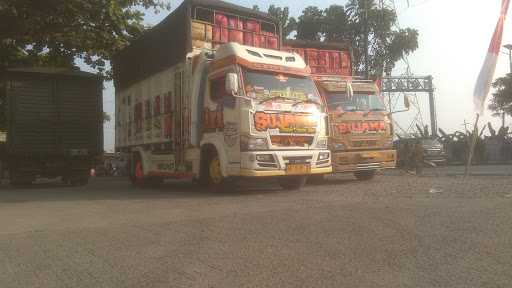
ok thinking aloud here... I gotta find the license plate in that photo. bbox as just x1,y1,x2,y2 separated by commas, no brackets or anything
286,164,311,175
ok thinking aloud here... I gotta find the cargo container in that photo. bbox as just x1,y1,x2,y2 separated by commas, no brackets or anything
113,0,331,190
284,40,352,77
0,68,103,185
285,40,396,181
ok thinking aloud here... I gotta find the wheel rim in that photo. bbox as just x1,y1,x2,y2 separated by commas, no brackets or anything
208,157,223,185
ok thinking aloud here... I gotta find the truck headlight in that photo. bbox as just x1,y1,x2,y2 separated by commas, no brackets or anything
317,152,330,161
333,143,346,151
256,154,275,163
240,136,268,151
316,138,328,149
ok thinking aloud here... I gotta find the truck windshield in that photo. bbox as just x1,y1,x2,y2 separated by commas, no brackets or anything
326,92,386,113
243,70,322,104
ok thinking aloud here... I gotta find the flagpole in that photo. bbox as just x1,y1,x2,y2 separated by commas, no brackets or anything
469,0,509,178
464,113,480,178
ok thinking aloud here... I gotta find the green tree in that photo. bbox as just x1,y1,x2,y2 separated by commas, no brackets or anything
267,5,297,39
296,6,324,41
344,0,418,77
0,0,170,76
488,73,512,120
323,5,349,42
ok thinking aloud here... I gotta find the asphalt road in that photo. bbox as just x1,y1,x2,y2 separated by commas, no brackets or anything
1,167,511,288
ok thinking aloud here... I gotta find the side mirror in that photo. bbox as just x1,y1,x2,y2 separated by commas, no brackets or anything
225,73,239,96
404,95,411,110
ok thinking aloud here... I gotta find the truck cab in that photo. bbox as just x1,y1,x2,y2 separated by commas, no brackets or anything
316,77,396,179
284,40,396,180
197,44,331,188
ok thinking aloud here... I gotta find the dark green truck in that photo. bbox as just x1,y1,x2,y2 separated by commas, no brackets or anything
0,68,103,186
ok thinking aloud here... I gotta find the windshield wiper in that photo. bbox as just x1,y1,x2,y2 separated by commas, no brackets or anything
258,95,289,104
292,99,321,107
364,108,386,116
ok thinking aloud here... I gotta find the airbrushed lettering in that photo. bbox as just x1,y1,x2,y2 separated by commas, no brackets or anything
335,121,387,134
254,112,317,134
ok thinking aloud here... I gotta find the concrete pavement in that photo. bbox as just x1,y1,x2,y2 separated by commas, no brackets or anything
0,172,511,287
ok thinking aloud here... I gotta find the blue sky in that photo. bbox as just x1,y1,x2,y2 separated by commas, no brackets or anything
99,0,512,151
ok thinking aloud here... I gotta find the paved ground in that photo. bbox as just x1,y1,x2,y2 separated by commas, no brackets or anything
385,164,512,177
0,166,511,288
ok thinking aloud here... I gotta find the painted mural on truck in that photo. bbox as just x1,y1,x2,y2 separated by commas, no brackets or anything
254,112,318,134
334,121,387,135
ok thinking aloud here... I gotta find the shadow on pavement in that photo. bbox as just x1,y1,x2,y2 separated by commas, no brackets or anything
0,176,292,203
0,174,363,203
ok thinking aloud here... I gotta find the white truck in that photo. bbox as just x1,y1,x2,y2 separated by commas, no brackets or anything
113,0,331,190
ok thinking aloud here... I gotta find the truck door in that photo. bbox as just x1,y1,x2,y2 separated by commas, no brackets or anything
207,71,240,164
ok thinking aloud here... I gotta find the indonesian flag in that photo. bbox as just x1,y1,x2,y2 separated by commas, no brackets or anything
474,0,510,113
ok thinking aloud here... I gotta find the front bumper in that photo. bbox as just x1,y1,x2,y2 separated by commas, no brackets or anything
238,150,332,177
424,156,447,164
424,150,447,163
332,149,396,173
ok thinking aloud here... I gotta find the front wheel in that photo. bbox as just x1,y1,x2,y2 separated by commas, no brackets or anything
208,155,223,186
131,158,149,188
205,153,235,192
278,176,307,190
9,169,33,187
354,170,376,181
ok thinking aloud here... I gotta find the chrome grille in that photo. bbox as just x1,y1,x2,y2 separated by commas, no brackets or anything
283,156,313,164
352,140,378,148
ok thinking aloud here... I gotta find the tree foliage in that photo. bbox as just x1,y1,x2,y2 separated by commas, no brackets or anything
0,0,170,76
488,73,512,118
270,0,419,77
267,5,297,39
296,6,324,41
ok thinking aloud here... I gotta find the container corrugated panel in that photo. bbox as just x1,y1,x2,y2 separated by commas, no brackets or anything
4,69,103,156
7,75,58,154
57,77,102,153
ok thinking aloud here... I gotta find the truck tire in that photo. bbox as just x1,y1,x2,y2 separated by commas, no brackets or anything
278,176,307,190
131,158,147,188
10,170,33,187
204,150,236,192
354,170,376,181
129,156,163,188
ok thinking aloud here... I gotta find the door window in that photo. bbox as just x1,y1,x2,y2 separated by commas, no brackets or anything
210,76,226,102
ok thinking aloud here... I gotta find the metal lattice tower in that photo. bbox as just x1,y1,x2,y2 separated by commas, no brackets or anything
377,0,436,138
381,76,437,137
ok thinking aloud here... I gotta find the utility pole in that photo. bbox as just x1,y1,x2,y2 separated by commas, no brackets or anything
427,76,437,137
362,0,370,78
462,119,470,133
